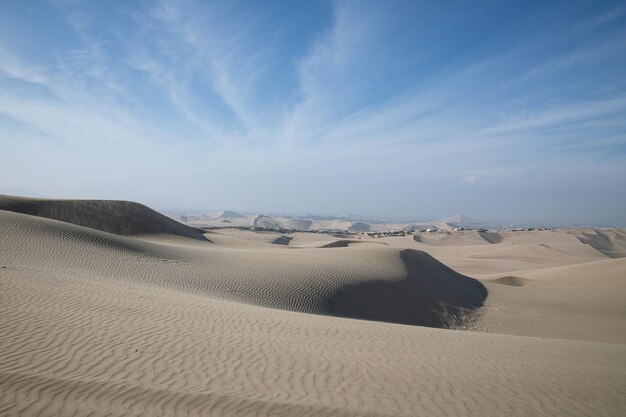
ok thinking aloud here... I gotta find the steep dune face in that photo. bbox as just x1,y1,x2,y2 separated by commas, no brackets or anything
271,235,294,245
0,195,207,240
479,231,503,244
252,215,283,229
567,229,626,258
329,250,487,328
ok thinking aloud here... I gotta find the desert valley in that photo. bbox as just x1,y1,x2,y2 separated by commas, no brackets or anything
2,1,626,416
1,194,625,416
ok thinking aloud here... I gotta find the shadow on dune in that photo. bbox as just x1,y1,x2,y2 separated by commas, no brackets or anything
569,229,626,258
0,195,208,241
492,276,532,287
479,231,503,244
320,240,388,248
326,250,487,328
272,236,294,245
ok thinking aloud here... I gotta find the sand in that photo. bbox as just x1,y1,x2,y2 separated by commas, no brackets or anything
1,195,625,416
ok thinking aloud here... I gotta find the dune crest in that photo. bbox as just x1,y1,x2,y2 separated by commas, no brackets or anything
0,194,207,240
567,229,626,258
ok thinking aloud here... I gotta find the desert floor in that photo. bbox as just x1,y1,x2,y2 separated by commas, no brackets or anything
1,195,625,416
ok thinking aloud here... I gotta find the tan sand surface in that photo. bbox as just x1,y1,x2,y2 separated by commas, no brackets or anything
484,258,626,288
1,196,625,416
217,229,626,343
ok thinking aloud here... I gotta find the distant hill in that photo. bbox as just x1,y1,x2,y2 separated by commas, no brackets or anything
348,222,371,232
437,215,477,225
214,210,245,219
284,219,313,230
253,215,283,229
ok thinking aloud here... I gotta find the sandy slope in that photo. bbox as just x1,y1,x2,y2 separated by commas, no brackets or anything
477,281,626,344
214,228,626,343
0,195,206,240
484,257,626,288
565,229,626,258
1,196,625,416
0,209,485,328
374,229,626,344
2,269,625,417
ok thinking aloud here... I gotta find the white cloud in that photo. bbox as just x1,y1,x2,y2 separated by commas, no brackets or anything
461,175,481,185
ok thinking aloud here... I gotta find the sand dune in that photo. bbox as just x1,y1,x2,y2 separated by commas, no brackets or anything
271,235,293,245
283,218,313,230
2,268,624,417
566,229,626,258
0,206,485,329
348,222,370,232
413,230,498,246
374,229,626,344
478,280,626,344
479,231,503,244
407,230,608,277
1,197,625,416
0,195,206,240
486,257,626,289
178,227,626,342
213,210,245,219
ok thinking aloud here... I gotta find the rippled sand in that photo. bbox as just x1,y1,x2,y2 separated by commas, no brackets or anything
1,195,625,416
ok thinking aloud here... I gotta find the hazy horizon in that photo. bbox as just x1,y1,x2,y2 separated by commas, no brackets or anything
1,187,622,228
1,1,626,226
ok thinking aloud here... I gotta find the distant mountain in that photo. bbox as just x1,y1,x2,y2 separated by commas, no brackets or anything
214,210,245,219
253,215,283,229
436,215,478,226
348,222,371,232
283,219,313,230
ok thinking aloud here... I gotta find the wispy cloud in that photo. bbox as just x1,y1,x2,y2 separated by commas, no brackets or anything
0,0,625,223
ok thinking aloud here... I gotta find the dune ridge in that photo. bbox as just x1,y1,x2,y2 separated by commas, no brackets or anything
567,229,626,258
0,194,207,240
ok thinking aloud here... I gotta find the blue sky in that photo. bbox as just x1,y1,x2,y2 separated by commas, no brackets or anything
1,0,625,225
